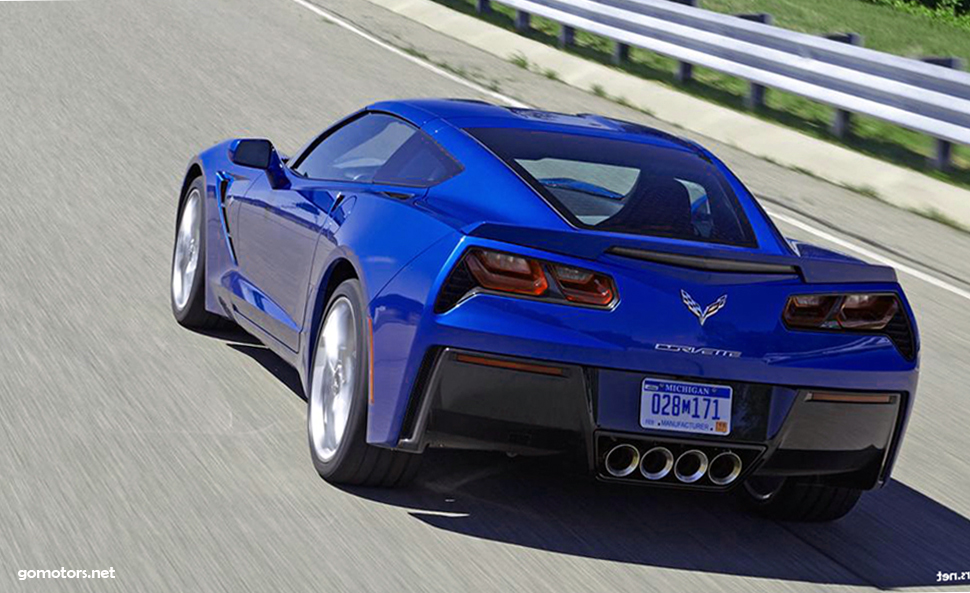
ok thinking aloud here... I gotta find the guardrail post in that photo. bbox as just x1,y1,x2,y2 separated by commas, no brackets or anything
825,33,863,139
671,0,700,81
559,25,575,48
676,62,693,83
826,32,862,45
934,140,954,171
735,13,773,25
476,0,491,15
746,84,766,110
515,10,530,32
922,56,964,70
736,14,773,109
921,56,965,170
613,42,630,65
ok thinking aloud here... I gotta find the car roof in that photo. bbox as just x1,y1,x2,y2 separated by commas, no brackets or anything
363,99,792,255
366,99,701,154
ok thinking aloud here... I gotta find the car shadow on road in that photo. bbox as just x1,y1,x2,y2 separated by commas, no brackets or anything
344,450,970,589
190,325,306,399
200,328,969,588
226,343,305,399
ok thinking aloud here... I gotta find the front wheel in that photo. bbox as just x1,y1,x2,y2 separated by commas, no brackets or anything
739,475,862,522
307,279,421,487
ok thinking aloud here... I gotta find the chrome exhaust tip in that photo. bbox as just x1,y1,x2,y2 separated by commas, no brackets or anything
604,444,640,478
674,449,709,483
708,452,743,486
639,446,674,480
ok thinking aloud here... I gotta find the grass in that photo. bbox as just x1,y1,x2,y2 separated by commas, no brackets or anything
542,68,561,81
404,46,506,93
700,0,970,65
842,183,883,200
911,206,970,231
509,52,530,69
431,0,970,189
402,46,430,61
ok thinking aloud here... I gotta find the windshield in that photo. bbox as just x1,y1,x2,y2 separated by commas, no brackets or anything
468,127,757,247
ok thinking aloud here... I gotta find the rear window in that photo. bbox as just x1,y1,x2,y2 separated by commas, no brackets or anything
468,128,757,247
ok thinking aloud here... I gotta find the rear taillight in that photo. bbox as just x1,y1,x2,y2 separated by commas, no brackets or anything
836,294,899,330
783,293,898,331
783,293,914,359
782,295,842,329
465,249,548,296
550,264,616,306
435,248,617,312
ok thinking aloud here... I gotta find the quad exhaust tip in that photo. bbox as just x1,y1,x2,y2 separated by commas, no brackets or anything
604,444,640,477
708,451,743,486
603,442,744,486
639,446,674,480
674,449,709,483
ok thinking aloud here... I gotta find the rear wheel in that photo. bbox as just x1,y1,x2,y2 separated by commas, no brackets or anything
171,177,230,329
740,475,862,522
308,279,421,486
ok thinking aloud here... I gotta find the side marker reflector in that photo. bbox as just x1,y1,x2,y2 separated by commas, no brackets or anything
455,354,564,377
368,316,375,405
807,392,894,404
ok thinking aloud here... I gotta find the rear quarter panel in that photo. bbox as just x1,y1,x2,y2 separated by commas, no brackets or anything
298,191,461,396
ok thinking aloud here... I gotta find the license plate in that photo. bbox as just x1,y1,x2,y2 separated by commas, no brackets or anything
639,378,732,435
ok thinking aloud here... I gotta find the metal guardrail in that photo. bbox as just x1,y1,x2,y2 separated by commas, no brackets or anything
476,0,970,169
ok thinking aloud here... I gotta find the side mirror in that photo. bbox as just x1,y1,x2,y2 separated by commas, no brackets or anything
229,139,273,169
228,139,290,189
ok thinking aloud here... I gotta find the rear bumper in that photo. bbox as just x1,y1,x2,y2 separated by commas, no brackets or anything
396,347,910,491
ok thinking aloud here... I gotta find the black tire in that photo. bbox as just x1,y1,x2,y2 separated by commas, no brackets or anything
308,279,421,487
739,475,862,522
170,177,232,329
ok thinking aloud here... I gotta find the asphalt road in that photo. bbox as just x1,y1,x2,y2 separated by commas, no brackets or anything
2,0,970,591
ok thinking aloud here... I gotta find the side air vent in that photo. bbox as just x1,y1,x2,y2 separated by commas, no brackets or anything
883,309,917,361
434,259,477,313
398,347,442,444
216,172,238,263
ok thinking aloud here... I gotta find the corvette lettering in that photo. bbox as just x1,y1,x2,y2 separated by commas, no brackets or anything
655,343,742,358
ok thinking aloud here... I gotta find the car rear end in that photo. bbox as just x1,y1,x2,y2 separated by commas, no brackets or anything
393,233,917,493
370,109,918,516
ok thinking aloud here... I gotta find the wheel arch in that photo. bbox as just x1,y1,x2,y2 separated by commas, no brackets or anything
302,257,362,391
177,162,205,223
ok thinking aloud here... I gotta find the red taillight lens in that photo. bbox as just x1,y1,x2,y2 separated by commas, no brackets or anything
465,249,548,296
783,295,841,329
783,293,900,331
837,294,899,330
550,264,616,306
444,249,619,309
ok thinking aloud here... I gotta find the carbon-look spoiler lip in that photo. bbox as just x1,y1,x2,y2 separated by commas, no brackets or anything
468,223,898,285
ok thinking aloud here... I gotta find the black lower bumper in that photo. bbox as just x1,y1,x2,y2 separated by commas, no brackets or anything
396,348,907,491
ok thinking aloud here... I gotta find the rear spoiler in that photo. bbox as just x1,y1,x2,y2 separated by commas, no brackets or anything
468,223,898,284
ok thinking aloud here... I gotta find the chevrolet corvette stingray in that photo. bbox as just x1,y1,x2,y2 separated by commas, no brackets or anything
170,99,918,521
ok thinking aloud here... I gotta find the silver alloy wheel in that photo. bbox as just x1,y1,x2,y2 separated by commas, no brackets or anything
309,297,358,463
171,189,201,311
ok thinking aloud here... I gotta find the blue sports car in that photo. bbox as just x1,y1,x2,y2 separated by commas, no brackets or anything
171,99,918,521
